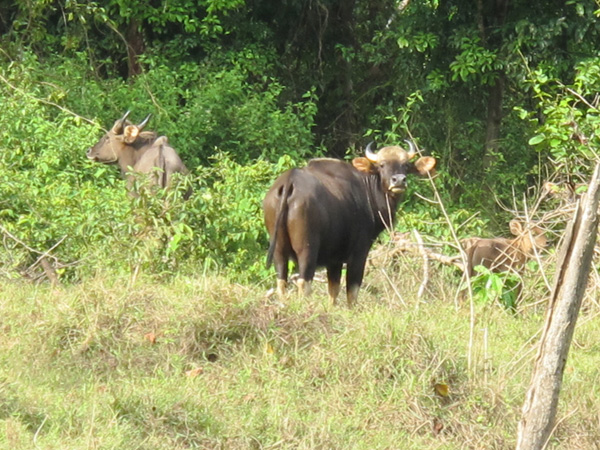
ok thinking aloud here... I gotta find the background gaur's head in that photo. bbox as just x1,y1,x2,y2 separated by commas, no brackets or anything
352,140,436,197
86,111,154,163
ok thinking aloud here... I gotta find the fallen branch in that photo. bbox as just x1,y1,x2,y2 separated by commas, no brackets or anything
0,225,67,284
378,233,463,270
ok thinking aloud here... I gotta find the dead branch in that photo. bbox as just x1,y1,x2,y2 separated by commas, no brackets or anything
0,225,67,284
379,233,463,270
413,230,429,299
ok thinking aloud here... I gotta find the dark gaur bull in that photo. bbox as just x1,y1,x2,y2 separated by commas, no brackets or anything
86,111,189,192
462,220,547,276
263,141,437,306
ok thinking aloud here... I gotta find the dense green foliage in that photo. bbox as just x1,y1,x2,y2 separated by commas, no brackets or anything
1,1,599,281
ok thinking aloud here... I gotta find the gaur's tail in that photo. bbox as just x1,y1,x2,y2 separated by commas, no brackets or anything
158,142,168,189
266,181,292,268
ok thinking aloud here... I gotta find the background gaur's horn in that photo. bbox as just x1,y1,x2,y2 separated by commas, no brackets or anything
112,110,131,133
365,141,379,162
404,139,417,158
137,114,151,131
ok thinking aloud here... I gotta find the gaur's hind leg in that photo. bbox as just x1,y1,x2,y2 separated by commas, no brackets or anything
296,278,312,296
274,249,290,299
327,262,343,304
295,244,318,297
346,248,370,307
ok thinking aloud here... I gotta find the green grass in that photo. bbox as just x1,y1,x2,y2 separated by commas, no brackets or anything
1,262,599,449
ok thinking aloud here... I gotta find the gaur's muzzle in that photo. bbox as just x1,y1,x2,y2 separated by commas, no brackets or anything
388,174,407,193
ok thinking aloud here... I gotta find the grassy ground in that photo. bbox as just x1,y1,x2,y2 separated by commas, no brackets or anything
1,259,600,449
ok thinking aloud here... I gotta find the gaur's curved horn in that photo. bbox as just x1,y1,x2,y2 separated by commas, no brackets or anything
404,139,417,159
112,110,131,133
365,141,379,162
137,114,151,131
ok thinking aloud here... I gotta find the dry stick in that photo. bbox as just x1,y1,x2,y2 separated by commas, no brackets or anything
389,234,462,268
30,235,67,267
379,267,407,307
409,139,476,374
541,408,579,450
521,193,552,293
0,225,67,282
374,189,410,307
412,230,429,302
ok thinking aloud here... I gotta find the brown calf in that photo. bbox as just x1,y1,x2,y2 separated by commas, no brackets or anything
462,220,547,277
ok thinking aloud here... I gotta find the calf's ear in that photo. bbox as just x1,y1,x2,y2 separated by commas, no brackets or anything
352,157,375,173
123,125,140,144
509,220,523,236
413,156,436,176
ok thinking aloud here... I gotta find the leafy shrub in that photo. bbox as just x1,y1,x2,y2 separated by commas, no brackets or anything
120,152,296,281
468,266,521,312
11,49,319,167
0,53,306,283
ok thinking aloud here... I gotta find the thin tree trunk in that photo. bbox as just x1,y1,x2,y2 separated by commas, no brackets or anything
126,19,145,77
333,0,356,154
516,162,600,449
481,0,509,171
482,74,505,170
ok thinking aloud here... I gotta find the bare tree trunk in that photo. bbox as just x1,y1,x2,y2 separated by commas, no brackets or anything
516,162,600,449
480,0,509,172
482,74,505,170
332,0,357,154
126,19,145,78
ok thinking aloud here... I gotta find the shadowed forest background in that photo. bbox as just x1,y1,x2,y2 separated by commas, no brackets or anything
0,0,599,281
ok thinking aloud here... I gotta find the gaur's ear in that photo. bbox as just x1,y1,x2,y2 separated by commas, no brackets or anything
123,125,140,144
509,220,523,236
352,157,375,173
413,156,436,176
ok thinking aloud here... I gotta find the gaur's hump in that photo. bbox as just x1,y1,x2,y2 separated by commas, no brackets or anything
306,158,357,178
154,135,169,146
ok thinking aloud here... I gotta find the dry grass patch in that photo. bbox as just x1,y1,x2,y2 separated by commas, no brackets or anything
1,267,600,449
